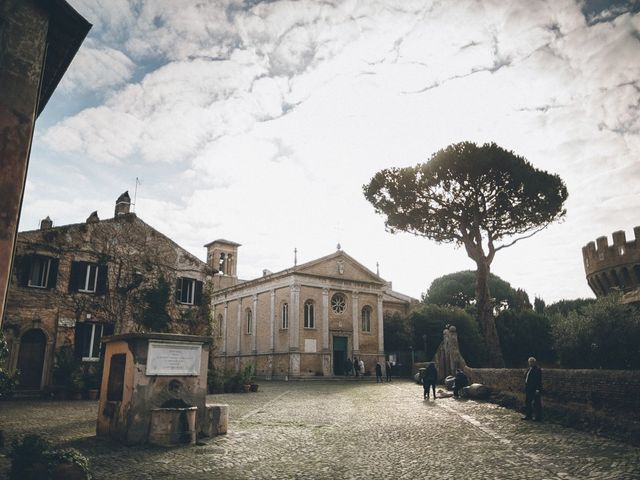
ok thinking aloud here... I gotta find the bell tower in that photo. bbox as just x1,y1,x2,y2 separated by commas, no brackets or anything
204,239,241,289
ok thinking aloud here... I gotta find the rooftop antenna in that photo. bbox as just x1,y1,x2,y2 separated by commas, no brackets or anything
132,177,141,213
294,247,298,266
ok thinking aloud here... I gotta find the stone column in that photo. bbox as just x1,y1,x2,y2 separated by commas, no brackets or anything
222,302,228,371
321,287,331,376
377,294,384,354
352,291,360,355
252,294,258,354
269,289,275,379
235,298,242,371
289,284,300,377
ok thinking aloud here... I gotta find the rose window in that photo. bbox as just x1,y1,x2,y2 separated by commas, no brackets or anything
331,293,347,314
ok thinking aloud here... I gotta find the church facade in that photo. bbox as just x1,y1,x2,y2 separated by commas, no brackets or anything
208,246,414,379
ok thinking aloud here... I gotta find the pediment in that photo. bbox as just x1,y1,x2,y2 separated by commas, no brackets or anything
294,251,384,284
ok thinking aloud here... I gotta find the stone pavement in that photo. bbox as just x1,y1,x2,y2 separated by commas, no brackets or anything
1,380,639,479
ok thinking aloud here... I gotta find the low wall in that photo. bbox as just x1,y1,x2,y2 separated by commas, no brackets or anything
465,367,640,412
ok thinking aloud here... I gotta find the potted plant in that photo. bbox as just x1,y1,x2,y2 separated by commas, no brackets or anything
83,365,100,400
240,365,253,393
9,434,91,480
52,346,84,400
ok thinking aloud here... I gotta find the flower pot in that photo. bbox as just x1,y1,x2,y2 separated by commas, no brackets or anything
242,384,251,393
249,384,259,392
87,389,99,400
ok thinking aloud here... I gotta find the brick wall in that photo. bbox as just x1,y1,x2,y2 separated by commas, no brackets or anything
466,367,640,412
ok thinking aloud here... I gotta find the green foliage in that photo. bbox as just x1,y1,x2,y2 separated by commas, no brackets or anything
496,309,555,367
551,293,640,369
545,298,595,317
52,346,84,392
534,296,546,314
364,142,567,366
383,312,412,352
423,270,526,311
138,275,171,332
363,142,568,245
9,434,91,480
0,331,18,398
207,367,224,393
408,304,486,366
240,364,254,384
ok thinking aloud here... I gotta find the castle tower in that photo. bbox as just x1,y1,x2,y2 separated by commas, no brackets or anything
115,191,131,216
204,239,241,289
582,226,640,297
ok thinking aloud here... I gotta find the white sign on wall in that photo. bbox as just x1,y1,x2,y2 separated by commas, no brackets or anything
304,339,317,353
146,341,202,376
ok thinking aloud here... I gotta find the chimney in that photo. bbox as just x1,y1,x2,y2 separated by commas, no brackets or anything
115,191,131,216
86,211,100,223
40,216,52,229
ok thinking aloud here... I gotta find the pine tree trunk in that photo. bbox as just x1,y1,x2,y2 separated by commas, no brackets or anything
475,259,504,367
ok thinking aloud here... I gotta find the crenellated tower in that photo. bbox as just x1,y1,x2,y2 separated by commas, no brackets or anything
582,226,640,297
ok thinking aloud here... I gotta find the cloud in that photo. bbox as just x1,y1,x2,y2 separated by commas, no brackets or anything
59,39,136,93
29,0,640,302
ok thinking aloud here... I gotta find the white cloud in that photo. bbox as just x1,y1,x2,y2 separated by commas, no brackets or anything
28,0,640,302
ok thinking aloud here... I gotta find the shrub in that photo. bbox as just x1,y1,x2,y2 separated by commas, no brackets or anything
52,346,84,393
551,293,640,369
9,434,91,479
496,309,555,367
0,331,18,398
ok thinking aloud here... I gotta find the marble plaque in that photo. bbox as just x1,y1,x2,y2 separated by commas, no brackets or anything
304,338,317,353
146,341,202,376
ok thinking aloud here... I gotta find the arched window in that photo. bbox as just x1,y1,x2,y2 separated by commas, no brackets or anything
361,306,372,332
304,301,315,328
246,308,252,334
282,302,289,329
217,314,223,337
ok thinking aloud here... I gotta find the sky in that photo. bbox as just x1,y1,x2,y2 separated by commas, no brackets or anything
22,0,640,303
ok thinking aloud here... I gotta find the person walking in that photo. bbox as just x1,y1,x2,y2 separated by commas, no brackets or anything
375,362,383,383
353,357,360,377
385,360,392,382
522,356,543,421
422,363,437,400
345,357,353,376
359,358,365,377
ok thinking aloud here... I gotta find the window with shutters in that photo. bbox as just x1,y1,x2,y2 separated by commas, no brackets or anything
176,277,203,305
69,261,107,294
75,322,113,361
24,255,58,289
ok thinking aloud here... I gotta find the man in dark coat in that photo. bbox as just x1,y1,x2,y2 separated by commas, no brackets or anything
422,363,437,399
523,356,543,421
375,362,383,383
345,357,353,376
385,360,392,382
453,368,468,398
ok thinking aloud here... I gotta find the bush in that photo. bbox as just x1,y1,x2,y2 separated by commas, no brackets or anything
496,309,555,367
52,346,84,393
0,331,18,398
207,367,224,393
408,304,487,366
9,434,91,479
551,293,640,369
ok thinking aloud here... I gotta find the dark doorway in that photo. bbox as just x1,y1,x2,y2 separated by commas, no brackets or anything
17,329,47,388
333,336,347,376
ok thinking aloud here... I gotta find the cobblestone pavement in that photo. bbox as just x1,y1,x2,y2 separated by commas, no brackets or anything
1,380,639,479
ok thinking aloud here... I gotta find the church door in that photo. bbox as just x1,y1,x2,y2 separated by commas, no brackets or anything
17,329,46,389
332,336,347,376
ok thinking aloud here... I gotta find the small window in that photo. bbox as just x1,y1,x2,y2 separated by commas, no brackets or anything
331,293,347,314
304,301,315,328
69,261,107,294
75,322,113,360
175,277,203,305
246,308,253,334
27,255,57,289
362,306,372,332
282,302,289,329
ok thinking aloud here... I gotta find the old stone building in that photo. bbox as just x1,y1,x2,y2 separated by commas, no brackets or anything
582,226,640,303
209,246,414,379
3,192,213,391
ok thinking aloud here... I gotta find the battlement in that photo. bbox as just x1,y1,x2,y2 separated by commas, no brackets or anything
582,226,640,297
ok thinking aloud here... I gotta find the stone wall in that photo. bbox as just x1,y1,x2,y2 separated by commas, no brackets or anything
465,367,640,412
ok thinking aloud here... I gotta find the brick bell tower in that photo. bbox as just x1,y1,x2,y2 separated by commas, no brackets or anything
204,239,241,290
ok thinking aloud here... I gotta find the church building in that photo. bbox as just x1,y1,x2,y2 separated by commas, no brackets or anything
207,243,414,379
